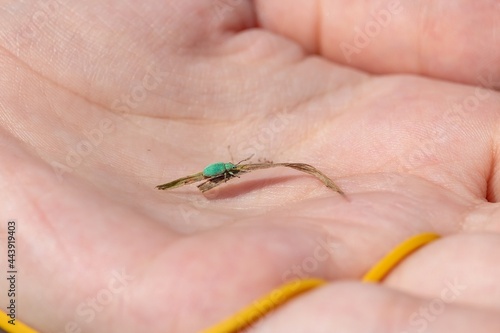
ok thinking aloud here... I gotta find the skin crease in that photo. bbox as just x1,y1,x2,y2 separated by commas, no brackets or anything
0,0,499,332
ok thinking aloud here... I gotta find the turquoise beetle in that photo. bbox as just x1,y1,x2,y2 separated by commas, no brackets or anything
203,162,238,178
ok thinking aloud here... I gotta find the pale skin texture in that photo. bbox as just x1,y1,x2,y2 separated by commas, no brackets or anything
1,0,500,332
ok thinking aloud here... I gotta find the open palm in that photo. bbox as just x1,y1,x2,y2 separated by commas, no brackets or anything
1,1,500,332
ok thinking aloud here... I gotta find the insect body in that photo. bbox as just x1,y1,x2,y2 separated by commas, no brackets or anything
203,162,237,177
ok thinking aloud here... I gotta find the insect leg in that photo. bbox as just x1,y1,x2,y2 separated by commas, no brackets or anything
227,170,240,179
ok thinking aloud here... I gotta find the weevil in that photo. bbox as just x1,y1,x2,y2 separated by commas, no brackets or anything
202,155,252,179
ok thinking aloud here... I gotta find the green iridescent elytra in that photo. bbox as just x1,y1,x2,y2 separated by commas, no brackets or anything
203,162,237,177
156,155,345,196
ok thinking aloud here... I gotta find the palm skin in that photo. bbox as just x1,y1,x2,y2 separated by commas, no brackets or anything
1,0,500,332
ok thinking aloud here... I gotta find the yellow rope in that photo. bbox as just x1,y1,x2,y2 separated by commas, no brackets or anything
202,232,440,333
202,278,327,333
0,233,439,333
0,314,38,333
362,232,440,282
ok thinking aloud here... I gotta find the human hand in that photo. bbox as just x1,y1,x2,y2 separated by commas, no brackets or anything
1,1,499,332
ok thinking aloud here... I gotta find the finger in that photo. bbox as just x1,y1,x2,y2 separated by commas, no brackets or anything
385,233,500,310
254,0,500,88
254,282,500,332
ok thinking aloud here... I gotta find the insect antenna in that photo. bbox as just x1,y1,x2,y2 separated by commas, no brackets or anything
236,154,254,166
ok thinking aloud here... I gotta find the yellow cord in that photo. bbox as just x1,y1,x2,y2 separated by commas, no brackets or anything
362,232,440,282
0,314,39,333
0,233,440,333
202,278,327,333
202,232,440,333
